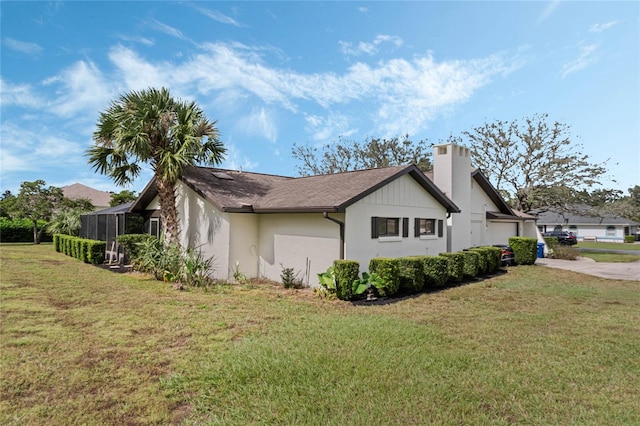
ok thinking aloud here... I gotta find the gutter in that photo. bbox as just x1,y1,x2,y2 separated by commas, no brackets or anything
323,212,345,260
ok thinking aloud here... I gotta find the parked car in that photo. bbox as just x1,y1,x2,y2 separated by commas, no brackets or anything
542,231,577,245
493,244,515,266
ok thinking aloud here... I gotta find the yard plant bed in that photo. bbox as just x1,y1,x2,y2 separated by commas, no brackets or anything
1,243,639,425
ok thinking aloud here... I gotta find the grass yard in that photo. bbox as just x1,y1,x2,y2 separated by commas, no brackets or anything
1,244,639,425
579,251,640,263
575,241,640,251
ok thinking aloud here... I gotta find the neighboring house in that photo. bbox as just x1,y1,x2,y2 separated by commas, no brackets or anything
62,183,112,211
533,206,640,242
130,163,460,284
429,143,539,252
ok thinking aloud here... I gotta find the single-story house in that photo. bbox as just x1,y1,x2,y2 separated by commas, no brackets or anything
533,206,640,242
130,163,460,285
127,143,538,285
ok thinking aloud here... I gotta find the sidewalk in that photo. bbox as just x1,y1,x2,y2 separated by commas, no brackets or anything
536,257,640,281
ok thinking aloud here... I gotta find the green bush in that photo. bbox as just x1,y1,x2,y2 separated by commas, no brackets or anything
509,237,538,265
333,260,360,300
54,234,105,265
439,252,465,283
624,235,635,243
116,233,154,261
462,251,480,278
0,218,52,242
483,246,503,273
396,257,424,294
469,247,491,275
417,256,449,288
369,258,400,297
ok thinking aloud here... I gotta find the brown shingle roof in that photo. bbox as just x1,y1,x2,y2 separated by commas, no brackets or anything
131,165,460,214
62,183,112,209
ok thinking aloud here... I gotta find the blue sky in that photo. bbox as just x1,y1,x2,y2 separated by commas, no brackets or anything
1,1,638,198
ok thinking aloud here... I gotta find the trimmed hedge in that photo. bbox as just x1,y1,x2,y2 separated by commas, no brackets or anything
468,247,490,275
509,237,538,265
439,252,465,283
483,246,503,273
418,256,449,288
396,257,424,294
54,234,106,264
369,258,400,297
624,235,635,243
0,218,52,242
462,251,480,278
116,233,154,261
333,259,360,301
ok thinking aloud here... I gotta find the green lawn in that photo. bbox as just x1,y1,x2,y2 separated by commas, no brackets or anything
576,241,640,251
579,251,640,263
2,243,639,425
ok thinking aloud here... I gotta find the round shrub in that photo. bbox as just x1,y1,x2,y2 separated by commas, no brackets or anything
508,237,538,265
368,258,400,297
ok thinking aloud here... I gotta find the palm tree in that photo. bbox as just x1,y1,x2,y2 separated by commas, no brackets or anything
87,87,225,245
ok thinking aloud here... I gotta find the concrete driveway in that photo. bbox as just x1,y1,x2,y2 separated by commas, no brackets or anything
536,257,640,281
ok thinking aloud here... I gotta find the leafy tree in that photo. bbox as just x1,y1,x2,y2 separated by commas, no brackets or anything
596,185,640,223
459,113,608,211
0,190,17,218
47,209,83,236
13,180,64,244
87,87,225,245
292,135,432,176
110,190,137,207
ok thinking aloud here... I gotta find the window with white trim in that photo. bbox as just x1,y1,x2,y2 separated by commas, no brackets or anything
606,226,616,237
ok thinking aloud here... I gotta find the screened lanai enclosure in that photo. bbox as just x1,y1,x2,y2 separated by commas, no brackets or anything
80,202,145,258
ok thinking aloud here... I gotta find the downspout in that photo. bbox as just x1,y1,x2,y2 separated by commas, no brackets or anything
323,212,344,260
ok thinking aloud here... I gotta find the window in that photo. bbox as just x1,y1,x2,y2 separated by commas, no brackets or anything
149,218,160,238
437,146,447,155
415,218,436,236
606,226,616,237
371,217,400,238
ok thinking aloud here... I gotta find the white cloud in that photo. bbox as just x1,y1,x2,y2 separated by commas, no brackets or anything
108,45,168,91
3,37,43,55
194,5,243,27
589,21,621,33
304,112,357,142
0,78,43,108
561,43,599,78
44,60,113,118
339,34,404,57
236,108,278,142
149,19,188,41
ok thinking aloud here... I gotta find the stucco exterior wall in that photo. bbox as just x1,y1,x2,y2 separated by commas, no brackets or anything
258,213,342,286
344,174,448,273
433,143,472,252
228,213,260,280
175,181,231,280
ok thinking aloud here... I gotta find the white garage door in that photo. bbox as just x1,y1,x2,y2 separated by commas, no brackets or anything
488,222,519,245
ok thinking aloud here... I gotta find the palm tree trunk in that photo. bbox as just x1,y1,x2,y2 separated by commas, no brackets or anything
156,178,181,246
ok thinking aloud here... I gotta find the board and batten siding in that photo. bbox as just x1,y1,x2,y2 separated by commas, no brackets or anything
345,174,448,273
